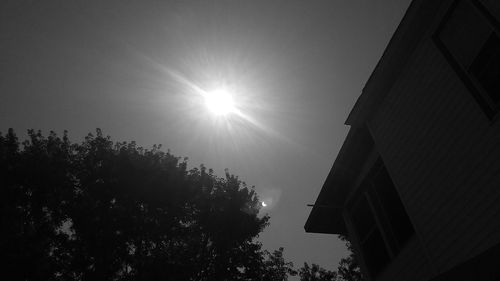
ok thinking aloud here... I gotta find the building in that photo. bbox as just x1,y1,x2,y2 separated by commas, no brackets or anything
304,0,500,280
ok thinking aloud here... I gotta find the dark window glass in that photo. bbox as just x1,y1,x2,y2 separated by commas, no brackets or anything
349,158,414,277
351,195,391,277
373,165,415,249
351,187,375,239
361,228,391,277
469,32,500,104
440,0,491,68
436,0,500,117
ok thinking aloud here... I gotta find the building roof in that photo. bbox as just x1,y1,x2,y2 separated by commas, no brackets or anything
304,127,373,234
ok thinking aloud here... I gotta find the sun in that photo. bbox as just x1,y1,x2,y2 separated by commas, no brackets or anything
203,87,236,116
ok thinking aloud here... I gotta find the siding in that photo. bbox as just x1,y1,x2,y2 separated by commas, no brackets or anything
368,14,500,279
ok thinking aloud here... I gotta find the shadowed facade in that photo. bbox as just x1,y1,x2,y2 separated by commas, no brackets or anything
305,0,500,280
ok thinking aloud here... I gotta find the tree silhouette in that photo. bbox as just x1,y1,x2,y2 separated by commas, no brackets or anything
299,262,337,281
261,247,297,281
0,129,271,281
336,236,363,281
0,128,362,281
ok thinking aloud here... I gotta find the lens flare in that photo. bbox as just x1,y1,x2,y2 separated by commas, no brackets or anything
203,88,235,116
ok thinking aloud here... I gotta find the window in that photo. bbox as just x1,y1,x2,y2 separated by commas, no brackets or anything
351,195,391,277
435,0,500,119
349,158,415,278
469,33,500,104
371,161,414,251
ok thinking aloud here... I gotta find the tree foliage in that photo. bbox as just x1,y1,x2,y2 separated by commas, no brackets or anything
0,128,363,281
299,262,337,281
335,235,363,281
0,128,273,281
261,247,297,281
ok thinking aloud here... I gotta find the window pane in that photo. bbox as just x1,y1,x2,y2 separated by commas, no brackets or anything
470,32,500,104
351,194,376,241
351,193,391,277
440,0,492,68
362,228,391,277
373,165,415,248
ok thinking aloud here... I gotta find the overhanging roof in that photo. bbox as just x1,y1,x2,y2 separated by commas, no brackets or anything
305,127,373,235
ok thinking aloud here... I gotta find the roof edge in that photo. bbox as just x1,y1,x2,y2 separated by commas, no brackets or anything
346,0,442,126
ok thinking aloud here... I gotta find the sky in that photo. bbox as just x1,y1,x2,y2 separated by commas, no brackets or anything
0,0,411,275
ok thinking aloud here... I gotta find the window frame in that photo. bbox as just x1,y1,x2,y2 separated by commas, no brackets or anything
350,191,392,277
433,0,500,120
346,157,415,278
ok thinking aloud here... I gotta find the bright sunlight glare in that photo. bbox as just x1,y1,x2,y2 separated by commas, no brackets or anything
162,67,288,143
261,201,267,207
203,88,235,116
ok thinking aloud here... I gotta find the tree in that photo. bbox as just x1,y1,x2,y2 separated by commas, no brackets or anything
299,263,337,281
261,247,297,281
0,128,360,281
336,235,363,281
0,129,76,280
0,129,271,281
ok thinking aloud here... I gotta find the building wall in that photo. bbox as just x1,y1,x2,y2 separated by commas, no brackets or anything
343,144,434,281
368,0,500,278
